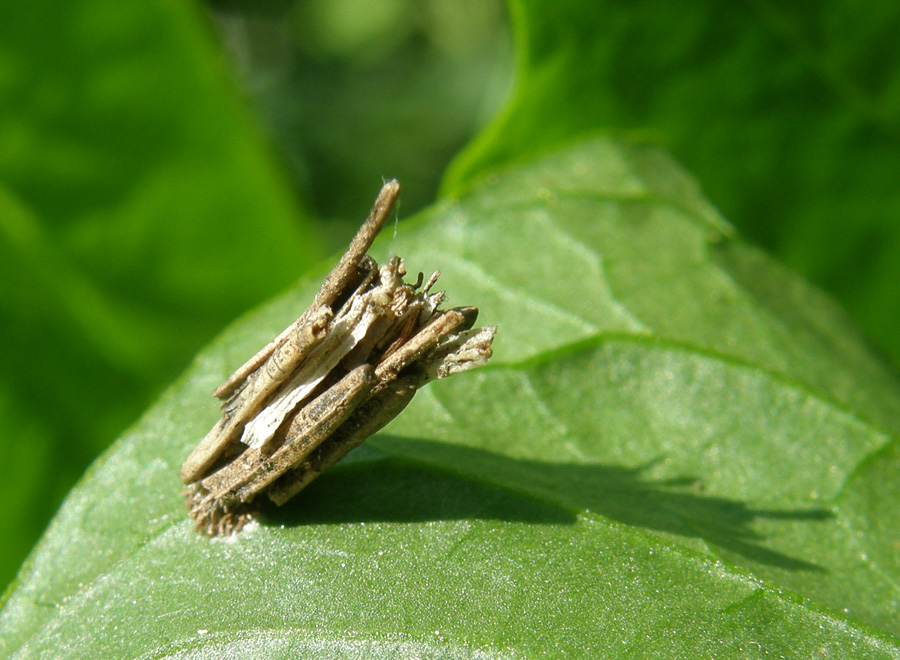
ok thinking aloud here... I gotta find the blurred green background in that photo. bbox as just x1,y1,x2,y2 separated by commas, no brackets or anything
1,0,898,593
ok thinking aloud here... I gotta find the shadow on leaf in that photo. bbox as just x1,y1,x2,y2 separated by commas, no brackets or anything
263,437,831,572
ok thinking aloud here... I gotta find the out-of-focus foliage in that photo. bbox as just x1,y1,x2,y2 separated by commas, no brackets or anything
209,0,512,239
0,0,326,590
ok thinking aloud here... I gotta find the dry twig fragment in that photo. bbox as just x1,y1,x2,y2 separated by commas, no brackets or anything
182,181,496,535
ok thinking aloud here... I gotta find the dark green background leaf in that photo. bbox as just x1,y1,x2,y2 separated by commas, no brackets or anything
3,140,898,657
0,0,324,588
444,0,900,369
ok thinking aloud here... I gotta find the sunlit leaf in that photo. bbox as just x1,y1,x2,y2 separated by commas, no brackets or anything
3,139,898,658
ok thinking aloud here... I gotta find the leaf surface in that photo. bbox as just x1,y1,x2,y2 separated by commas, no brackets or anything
2,139,899,658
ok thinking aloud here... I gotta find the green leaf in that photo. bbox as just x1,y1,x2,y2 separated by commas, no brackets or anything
0,0,325,588
444,0,900,368
3,138,899,657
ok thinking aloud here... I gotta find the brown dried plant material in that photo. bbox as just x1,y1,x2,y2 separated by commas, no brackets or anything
182,180,497,536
